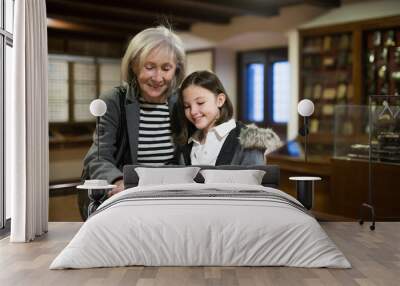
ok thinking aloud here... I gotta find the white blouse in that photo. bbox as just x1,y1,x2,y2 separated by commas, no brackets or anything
189,119,236,165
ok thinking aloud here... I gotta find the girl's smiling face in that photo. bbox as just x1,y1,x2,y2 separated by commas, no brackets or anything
182,85,226,134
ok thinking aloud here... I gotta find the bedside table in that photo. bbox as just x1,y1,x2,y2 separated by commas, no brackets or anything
289,176,321,210
77,184,115,216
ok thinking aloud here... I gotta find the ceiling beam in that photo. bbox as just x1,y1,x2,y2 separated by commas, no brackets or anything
161,0,280,17
304,0,341,7
47,19,135,41
47,28,127,42
46,0,228,27
47,14,151,32
68,0,233,24
118,0,246,17
47,8,190,32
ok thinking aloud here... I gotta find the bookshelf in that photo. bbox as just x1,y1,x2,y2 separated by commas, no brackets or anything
299,15,400,156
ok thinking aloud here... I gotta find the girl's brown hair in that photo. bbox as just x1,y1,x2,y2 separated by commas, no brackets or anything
173,70,234,145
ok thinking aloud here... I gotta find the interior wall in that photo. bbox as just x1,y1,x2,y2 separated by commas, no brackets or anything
186,50,214,75
214,48,237,117
287,30,300,140
50,147,89,182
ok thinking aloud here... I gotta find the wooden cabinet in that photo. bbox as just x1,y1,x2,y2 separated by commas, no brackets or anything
364,26,400,97
269,154,400,220
299,15,400,146
331,158,400,220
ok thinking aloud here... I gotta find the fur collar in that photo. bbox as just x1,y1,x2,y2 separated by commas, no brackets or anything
239,124,282,155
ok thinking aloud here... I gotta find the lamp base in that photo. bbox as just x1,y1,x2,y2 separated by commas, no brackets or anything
289,176,321,210
297,181,314,210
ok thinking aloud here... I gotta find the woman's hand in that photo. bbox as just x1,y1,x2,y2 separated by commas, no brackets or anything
108,179,124,197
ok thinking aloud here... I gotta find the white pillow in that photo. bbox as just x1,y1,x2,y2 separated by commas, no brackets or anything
200,169,266,185
135,167,200,186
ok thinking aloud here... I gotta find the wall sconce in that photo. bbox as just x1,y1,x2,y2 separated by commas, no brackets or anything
90,99,107,161
297,99,314,163
289,99,320,210
77,99,114,218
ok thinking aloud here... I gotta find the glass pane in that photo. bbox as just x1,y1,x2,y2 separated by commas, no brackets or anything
272,61,290,123
99,62,120,94
5,0,14,34
48,60,69,122
246,63,264,122
74,62,96,122
333,105,369,160
5,43,13,220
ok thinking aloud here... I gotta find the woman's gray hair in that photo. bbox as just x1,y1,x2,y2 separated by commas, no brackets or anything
121,26,186,92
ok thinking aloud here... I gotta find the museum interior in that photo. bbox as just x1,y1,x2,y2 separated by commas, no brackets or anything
38,0,400,222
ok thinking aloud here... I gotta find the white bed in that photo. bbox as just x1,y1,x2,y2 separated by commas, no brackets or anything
50,183,351,269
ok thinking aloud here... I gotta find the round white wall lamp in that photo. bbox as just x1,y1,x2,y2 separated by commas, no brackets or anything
297,99,315,117
90,99,107,117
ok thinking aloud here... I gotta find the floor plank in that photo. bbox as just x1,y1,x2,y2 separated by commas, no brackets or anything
0,222,399,286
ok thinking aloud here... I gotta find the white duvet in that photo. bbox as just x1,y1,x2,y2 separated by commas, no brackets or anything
50,183,351,269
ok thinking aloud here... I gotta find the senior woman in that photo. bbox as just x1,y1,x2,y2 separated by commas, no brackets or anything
82,26,186,200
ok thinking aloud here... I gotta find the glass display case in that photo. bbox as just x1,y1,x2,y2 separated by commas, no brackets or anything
334,105,369,160
369,95,400,164
334,100,400,164
334,101,400,222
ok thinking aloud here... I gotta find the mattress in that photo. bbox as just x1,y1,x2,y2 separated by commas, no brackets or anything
50,183,351,269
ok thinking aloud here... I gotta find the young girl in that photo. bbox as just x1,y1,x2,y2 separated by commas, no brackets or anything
173,70,281,166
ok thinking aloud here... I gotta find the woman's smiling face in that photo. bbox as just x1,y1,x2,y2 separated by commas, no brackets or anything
182,85,226,133
135,47,177,103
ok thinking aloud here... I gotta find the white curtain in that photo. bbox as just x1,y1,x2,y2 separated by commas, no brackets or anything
8,0,49,242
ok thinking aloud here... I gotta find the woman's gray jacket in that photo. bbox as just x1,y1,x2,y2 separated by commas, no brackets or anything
178,122,282,166
82,85,177,184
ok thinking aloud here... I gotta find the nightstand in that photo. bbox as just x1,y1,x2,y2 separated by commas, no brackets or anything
289,176,321,210
77,183,115,216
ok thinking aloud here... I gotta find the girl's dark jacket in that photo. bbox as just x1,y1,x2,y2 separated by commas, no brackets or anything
177,121,282,166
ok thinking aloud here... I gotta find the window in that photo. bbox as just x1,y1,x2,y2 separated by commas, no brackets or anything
48,59,69,122
73,62,97,122
99,61,121,94
48,55,121,124
1,0,14,231
271,61,290,124
245,63,264,122
238,48,289,138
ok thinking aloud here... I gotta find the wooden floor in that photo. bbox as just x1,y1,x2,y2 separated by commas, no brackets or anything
0,222,399,286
